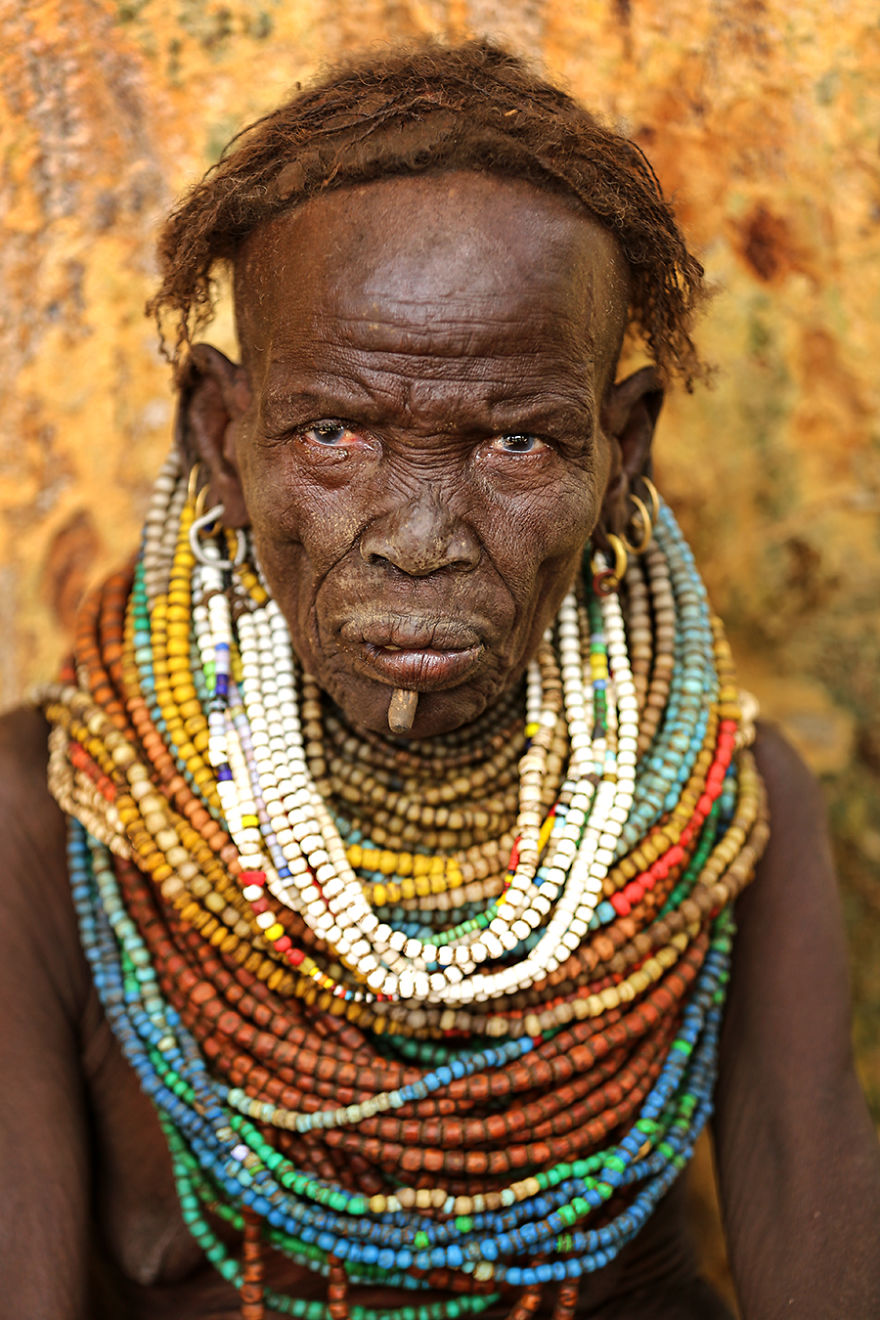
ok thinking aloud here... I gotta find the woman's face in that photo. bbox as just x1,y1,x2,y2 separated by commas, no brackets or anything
211,172,631,738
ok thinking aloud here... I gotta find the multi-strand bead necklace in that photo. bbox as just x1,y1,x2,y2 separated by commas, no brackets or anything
40,449,769,1319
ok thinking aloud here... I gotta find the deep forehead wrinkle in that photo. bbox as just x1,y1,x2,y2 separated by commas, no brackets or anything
261,287,596,387
258,306,597,434
236,172,629,398
259,372,598,438
274,301,593,354
263,320,594,377
291,224,600,345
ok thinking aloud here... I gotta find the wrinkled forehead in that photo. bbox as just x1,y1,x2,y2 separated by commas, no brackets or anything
232,170,631,391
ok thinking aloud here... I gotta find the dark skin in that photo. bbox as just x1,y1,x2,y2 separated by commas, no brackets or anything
200,174,644,741
1,172,878,1319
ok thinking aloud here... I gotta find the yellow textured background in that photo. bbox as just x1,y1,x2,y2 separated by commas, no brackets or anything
2,1,879,1294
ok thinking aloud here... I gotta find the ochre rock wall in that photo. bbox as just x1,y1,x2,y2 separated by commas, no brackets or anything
3,0,879,1117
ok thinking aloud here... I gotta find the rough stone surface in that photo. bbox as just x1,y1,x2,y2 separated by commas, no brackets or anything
3,2,879,1306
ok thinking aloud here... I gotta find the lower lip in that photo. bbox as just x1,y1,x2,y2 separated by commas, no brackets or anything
354,644,484,690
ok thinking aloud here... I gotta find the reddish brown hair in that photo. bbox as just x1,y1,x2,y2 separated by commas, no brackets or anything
148,40,707,387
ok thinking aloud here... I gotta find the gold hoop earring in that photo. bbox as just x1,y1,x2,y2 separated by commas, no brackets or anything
186,462,211,520
638,476,660,528
186,462,202,505
193,483,210,520
623,492,653,555
592,532,628,596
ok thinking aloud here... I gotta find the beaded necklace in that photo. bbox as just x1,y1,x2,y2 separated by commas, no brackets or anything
40,449,769,1319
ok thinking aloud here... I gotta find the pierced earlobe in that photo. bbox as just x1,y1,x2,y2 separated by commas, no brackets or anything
188,501,248,570
621,476,660,556
174,343,252,528
599,368,665,537
591,532,629,596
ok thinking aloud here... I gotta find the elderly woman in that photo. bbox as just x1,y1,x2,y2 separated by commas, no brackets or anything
1,40,878,1320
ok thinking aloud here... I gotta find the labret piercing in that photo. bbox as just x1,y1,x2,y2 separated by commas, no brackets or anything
388,687,419,734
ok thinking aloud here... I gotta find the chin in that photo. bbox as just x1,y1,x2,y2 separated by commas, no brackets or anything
322,670,509,741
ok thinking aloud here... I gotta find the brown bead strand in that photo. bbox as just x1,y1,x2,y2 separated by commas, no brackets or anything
326,1256,350,1320
240,1206,266,1320
76,570,133,736
623,556,653,713
551,1281,581,1320
505,1285,545,1319
117,824,698,1195
635,539,675,759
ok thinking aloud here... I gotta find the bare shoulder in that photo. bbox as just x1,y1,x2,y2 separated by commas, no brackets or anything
0,703,68,870
0,707,97,1315
0,704,87,1014
714,729,880,1315
751,718,827,820
0,702,57,799
740,718,839,918
721,717,856,1083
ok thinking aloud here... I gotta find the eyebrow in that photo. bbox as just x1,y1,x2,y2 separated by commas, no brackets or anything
259,343,597,420
258,382,597,437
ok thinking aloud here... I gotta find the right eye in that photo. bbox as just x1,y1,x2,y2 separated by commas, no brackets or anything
301,421,357,446
489,433,549,455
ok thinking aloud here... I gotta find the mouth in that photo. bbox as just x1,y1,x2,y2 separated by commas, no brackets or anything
358,642,483,689
338,616,486,691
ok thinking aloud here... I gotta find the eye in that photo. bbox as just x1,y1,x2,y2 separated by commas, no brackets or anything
301,420,357,446
489,433,549,455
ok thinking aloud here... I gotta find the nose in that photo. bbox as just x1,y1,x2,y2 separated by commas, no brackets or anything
359,487,481,577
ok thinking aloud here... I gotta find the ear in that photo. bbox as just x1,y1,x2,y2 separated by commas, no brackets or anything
599,366,664,533
174,343,252,527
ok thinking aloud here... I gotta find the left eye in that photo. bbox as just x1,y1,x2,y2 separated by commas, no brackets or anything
490,433,548,454
302,421,356,446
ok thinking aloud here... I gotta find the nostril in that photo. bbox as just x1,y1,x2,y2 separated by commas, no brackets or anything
359,501,481,576
359,546,396,569
445,530,480,568
359,540,479,577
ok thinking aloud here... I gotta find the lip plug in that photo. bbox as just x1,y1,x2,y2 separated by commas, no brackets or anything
388,688,418,735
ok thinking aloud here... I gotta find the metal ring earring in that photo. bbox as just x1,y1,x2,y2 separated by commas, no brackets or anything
623,492,653,555
189,502,246,570
592,532,629,596
637,475,660,528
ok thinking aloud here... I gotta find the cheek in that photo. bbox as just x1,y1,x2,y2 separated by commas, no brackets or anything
240,443,363,579
237,467,353,667
493,472,602,585
499,472,604,647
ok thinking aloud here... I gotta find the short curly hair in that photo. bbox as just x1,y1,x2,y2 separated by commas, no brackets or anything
148,39,707,388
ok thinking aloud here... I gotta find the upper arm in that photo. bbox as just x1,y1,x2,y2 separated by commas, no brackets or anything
0,708,92,1320
713,723,880,1318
